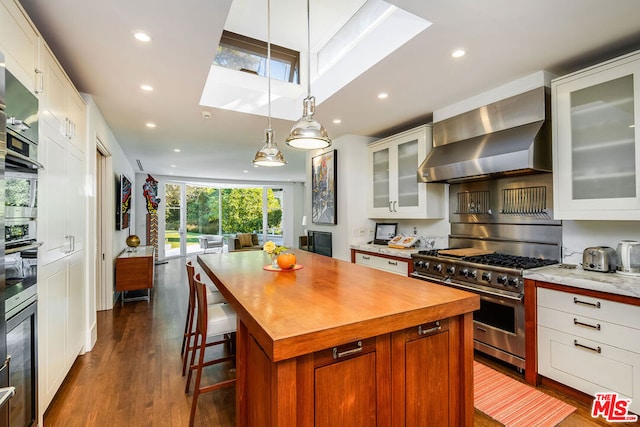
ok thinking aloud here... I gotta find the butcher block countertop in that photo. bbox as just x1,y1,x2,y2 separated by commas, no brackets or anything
198,250,479,362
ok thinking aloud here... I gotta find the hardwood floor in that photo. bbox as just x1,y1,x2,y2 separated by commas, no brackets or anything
44,256,638,426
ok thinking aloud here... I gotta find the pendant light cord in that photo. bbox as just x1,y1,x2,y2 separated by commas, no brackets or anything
267,0,272,131
306,0,311,97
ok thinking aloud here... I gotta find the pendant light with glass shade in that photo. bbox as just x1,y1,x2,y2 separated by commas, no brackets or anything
285,0,332,150
252,0,287,167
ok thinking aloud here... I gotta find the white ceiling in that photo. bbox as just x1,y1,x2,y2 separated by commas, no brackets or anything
18,0,640,183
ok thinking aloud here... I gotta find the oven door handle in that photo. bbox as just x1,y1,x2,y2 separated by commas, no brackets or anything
5,241,43,255
410,272,523,302
443,281,524,302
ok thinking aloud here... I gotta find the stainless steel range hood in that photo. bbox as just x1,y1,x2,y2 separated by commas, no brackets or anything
418,87,551,183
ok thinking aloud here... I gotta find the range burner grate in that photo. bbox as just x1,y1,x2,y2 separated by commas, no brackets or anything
462,253,558,269
415,249,558,270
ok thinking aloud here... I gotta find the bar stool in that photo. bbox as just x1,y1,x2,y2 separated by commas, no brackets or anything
186,273,236,427
181,261,226,375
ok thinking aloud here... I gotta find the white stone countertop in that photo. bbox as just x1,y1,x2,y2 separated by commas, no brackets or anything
350,243,421,259
524,264,640,299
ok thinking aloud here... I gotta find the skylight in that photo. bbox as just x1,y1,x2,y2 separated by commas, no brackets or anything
200,0,431,121
214,31,300,84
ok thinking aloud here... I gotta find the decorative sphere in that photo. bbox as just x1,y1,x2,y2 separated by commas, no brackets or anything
126,235,141,248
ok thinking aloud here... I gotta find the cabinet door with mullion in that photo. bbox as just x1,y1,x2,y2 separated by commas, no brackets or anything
370,145,391,216
368,125,444,219
553,52,640,219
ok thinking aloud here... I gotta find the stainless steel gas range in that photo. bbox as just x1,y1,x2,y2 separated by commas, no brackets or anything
410,174,562,370
411,249,558,369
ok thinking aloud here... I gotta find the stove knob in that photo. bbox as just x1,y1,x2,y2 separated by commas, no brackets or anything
423,262,430,270
497,275,508,285
415,260,424,268
446,265,455,275
433,264,442,272
468,270,478,280
481,272,491,282
459,268,469,277
508,277,521,288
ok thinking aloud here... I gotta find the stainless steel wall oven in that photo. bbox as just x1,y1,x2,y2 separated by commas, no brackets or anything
3,63,41,427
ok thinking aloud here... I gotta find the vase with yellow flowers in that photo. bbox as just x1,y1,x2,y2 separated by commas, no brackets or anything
263,241,288,268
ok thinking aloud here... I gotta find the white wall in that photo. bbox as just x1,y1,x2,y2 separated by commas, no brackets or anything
561,220,640,265
304,135,373,261
83,94,136,350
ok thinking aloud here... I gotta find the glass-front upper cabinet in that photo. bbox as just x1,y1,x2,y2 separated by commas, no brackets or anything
368,125,444,219
553,50,640,220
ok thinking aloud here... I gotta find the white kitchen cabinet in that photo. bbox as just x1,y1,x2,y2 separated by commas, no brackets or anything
40,45,86,153
368,125,444,219
552,49,640,220
38,250,85,413
354,251,409,276
39,47,87,266
39,119,86,265
0,0,41,93
537,287,640,415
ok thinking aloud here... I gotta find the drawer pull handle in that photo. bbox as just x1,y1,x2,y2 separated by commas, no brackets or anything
362,256,370,260
388,261,398,266
573,318,601,330
574,340,601,354
333,341,363,359
418,322,441,336
573,297,601,308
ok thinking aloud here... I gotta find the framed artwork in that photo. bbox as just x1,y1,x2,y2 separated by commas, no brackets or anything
311,150,337,225
116,174,132,230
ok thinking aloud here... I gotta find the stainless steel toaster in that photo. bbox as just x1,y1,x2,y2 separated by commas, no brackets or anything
583,246,618,272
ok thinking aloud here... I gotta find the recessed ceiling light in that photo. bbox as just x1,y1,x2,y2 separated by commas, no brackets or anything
146,122,156,128
201,111,213,119
378,93,389,99
243,170,249,174
170,165,176,168
173,148,181,153
134,32,151,42
140,84,153,91
333,119,342,124
451,49,466,58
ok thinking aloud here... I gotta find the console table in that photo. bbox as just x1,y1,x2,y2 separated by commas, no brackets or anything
115,246,155,305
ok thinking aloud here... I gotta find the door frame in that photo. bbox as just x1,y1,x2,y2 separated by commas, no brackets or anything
95,140,113,311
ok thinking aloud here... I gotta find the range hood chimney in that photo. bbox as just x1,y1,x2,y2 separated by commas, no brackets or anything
418,87,551,183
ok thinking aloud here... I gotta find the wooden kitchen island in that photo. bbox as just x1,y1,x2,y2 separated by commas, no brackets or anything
198,250,479,426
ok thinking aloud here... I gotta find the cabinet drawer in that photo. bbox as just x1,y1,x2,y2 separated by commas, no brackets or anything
538,306,640,353
538,325,640,415
355,253,408,276
538,287,640,330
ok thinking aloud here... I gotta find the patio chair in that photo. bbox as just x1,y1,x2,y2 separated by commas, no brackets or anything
198,235,224,253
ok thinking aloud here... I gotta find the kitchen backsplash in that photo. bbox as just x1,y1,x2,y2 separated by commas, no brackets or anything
394,219,450,249
562,220,640,265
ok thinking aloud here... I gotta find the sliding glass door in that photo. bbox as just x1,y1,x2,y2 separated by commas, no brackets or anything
164,183,182,258
162,183,284,259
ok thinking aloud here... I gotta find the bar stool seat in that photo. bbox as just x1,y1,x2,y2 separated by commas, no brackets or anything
205,303,236,337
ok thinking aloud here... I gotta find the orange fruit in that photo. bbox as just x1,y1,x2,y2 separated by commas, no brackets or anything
277,253,296,269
